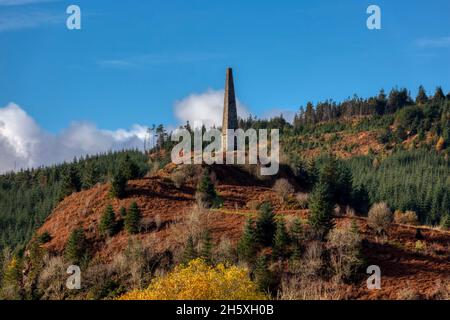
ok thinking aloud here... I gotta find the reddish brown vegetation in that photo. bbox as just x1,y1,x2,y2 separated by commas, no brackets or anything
37,165,450,300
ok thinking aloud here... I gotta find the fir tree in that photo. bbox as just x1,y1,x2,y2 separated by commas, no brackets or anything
200,230,213,264
255,202,276,247
121,154,140,180
64,227,88,265
183,235,197,264
99,204,117,237
272,217,290,259
109,170,127,199
196,169,219,208
119,206,127,218
237,218,257,263
253,255,272,293
60,165,81,199
290,218,303,261
125,202,142,234
415,85,428,105
433,86,445,102
308,181,335,240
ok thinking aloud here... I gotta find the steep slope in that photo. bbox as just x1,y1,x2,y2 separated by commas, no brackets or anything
35,164,450,300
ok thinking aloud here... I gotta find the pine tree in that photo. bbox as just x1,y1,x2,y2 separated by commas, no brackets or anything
60,165,81,199
196,169,219,208
64,227,88,265
415,85,428,105
290,218,303,261
183,235,197,264
272,217,290,259
125,202,142,234
254,255,272,293
433,86,445,102
441,215,450,230
119,206,127,218
237,218,257,263
121,154,140,180
336,165,353,204
200,230,213,264
99,204,117,237
255,202,276,247
82,161,100,189
109,170,127,199
308,181,335,240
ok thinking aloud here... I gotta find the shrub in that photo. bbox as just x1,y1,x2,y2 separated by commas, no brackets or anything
367,202,393,235
278,275,344,300
125,202,142,234
0,255,22,300
36,256,68,300
38,231,52,244
394,210,418,225
327,222,362,281
273,179,294,203
171,170,187,188
118,259,267,300
296,193,310,209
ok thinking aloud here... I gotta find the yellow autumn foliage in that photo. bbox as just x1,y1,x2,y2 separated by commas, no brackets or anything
118,259,268,300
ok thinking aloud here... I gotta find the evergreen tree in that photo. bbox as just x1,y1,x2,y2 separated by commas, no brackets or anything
196,169,219,208
272,217,290,259
255,202,276,247
351,184,370,215
237,218,257,263
183,235,197,264
99,204,117,237
64,227,88,265
308,181,335,239
319,156,338,201
336,165,353,204
82,161,100,189
253,255,272,293
110,170,127,199
415,85,428,105
441,214,450,230
121,154,140,180
124,202,142,234
433,87,445,102
60,165,81,199
290,218,303,261
200,230,213,264
119,206,127,218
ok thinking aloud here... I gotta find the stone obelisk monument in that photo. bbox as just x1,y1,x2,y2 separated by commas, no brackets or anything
222,68,238,151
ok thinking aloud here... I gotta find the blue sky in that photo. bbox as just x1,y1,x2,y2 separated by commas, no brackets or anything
1,0,450,134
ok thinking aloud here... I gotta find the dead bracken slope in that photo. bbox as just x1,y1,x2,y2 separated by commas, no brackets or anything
36,169,450,300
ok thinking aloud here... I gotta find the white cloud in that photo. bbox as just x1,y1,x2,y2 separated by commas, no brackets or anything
416,37,450,48
0,10,62,31
0,103,147,173
0,0,55,6
173,89,249,128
